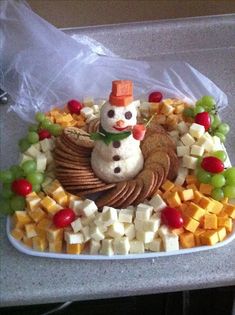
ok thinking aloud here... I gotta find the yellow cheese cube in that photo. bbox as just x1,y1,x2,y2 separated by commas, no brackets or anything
167,192,182,208
193,191,203,204
194,228,205,246
22,235,33,248
223,203,235,219
40,196,57,213
199,183,213,195
216,227,227,242
174,104,185,114
15,221,24,229
183,214,200,233
14,211,32,225
25,223,37,238
161,180,175,192
11,228,24,240
186,184,198,191
180,189,194,201
185,175,198,185
221,197,229,203
66,243,84,255
47,227,64,242
217,217,232,233
37,217,52,230
49,240,63,253
28,207,46,223
179,232,195,248
35,226,47,238
199,196,211,209
43,179,61,195
38,192,45,199
150,102,161,114
171,227,185,235
171,185,184,193
26,195,41,211
52,190,68,207
203,213,217,229
67,193,81,204
162,190,172,199
32,236,48,251
48,203,63,215
208,199,223,214
200,230,219,246
186,202,205,221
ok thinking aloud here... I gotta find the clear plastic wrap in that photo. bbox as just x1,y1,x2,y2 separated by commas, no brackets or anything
0,0,228,122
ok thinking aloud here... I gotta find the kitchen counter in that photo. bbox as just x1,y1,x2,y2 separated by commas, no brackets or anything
1,14,235,307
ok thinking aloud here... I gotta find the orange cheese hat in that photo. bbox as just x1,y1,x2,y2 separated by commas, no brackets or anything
109,80,133,106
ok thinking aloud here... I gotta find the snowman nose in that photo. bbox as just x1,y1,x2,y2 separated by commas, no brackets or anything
116,120,125,127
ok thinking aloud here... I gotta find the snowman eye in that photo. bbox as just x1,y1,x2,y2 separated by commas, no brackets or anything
107,110,115,118
125,111,132,120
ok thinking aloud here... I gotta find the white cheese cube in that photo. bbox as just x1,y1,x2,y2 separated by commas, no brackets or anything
134,219,144,231
158,225,171,238
178,121,189,135
77,199,98,217
136,203,153,220
36,153,47,172
189,123,205,139
92,104,100,114
181,133,195,146
162,233,179,252
149,238,162,252
64,231,84,244
177,146,190,157
80,107,94,118
190,144,204,157
81,226,91,242
182,155,198,169
118,208,134,223
90,239,101,254
149,194,167,212
25,145,40,158
19,154,33,165
100,239,114,256
83,96,94,107
212,136,222,151
136,230,155,243
196,132,212,145
86,114,97,123
202,139,214,152
69,199,84,214
71,218,82,233
129,240,145,254
32,142,41,151
40,138,54,152
81,214,96,226
143,216,161,232
113,237,130,255
101,207,118,226
107,222,125,239
127,205,135,210
124,223,135,241
93,212,103,226
45,151,54,164
90,225,105,241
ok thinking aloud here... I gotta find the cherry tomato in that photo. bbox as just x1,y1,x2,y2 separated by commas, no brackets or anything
148,91,163,103
38,129,52,140
161,207,184,228
53,208,76,228
132,124,146,140
67,99,83,114
201,156,224,173
11,178,32,196
195,112,211,131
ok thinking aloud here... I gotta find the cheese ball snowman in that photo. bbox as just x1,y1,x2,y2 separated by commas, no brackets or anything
91,80,145,183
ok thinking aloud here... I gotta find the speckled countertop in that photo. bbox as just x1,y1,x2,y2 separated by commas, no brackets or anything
1,15,235,307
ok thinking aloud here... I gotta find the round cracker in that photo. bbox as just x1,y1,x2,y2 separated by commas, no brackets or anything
78,183,116,196
160,148,179,181
145,163,166,184
56,138,90,158
96,181,128,209
64,127,94,148
111,180,136,208
141,133,176,158
145,151,170,180
121,179,144,208
134,169,155,205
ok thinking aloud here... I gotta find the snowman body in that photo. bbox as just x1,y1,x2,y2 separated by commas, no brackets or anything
91,100,144,183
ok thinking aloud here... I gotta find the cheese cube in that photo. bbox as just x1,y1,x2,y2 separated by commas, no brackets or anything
189,123,205,139
101,207,118,226
20,154,33,165
107,222,125,239
124,223,136,241
178,121,189,134
48,203,63,215
92,104,100,114
36,153,47,172
180,189,194,202
69,199,84,214
129,240,145,254
40,138,55,152
161,104,174,115
149,238,162,252
71,218,82,233
118,208,134,223
223,203,235,219
90,239,101,254
22,236,33,248
52,187,68,206
80,106,94,118
25,223,37,238
81,226,91,242
174,167,189,186
37,218,52,230
49,240,63,253
149,194,166,213
40,196,57,213
181,133,195,146
11,228,24,240
158,225,171,238
113,237,130,255
204,213,218,229
200,230,219,246
182,155,198,169
26,194,41,211
90,225,105,241
190,144,204,157
136,203,153,220
199,183,213,195
77,199,98,217
202,139,214,152
100,239,114,256
162,233,179,251
28,207,46,223
167,192,182,208
32,236,48,251
183,214,200,233
136,230,155,243
47,227,64,242
14,211,32,225
177,146,190,157
67,243,83,254
83,96,94,107
143,216,161,232
25,145,40,158
64,231,84,244
186,202,205,221
161,180,175,192
179,232,195,248
194,228,205,246
134,219,144,231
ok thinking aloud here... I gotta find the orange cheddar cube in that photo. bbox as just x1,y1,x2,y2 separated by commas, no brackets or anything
32,236,48,251
40,196,57,213
162,180,175,192
200,230,219,246
171,185,184,193
66,243,84,255
186,175,198,185
25,223,37,238
15,221,24,230
179,232,195,248
28,207,46,223
177,203,188,213
207,198,223,214
167,192,182,208
22,235,33,248
186,202,205,221
180,189,194,202
216,227,227,242
203,213,217,229
223,203,235,219
14,211,32,225
47,227,64,242
193,191,203,204
198,196,211,208
162,190,172,199
217,217,233,233
186,184,198,191
37,218,52,230
171,227,185,235
199,183,213,195
183,214,200,233
11,228,24,241
49,240,63,253
194,228,205,246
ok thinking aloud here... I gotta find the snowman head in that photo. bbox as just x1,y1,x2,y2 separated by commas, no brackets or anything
100,80,137,134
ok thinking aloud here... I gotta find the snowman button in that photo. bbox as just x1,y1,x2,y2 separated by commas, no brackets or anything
113,155,120,161
113,141,121,148
114,167,121,173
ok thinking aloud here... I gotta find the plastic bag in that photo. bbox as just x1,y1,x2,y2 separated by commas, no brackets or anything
0,0,228,122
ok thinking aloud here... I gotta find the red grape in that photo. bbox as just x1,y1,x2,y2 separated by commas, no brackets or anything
201,156,224,173
195,112,211,131
11,178,32,196
53,208,76,228
161,207,184,228
38,129,51,140
67,100,83,114
148,91,163,103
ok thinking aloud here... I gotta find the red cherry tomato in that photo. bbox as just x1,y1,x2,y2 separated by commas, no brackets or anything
132,124,146,140
38,129,52,140
148,91,163,103
161,207,184,228
201,156,224,173
67,99,83,114
53,208,76,228
11,178,32,196
195,112,211,131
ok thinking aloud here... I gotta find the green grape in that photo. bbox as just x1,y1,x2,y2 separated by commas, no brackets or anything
211,188,224,201
225,177,235,186
197,169,212,184
1,183,14,198
224,167,235,180
183,108,195,118
195,99,203,107
41,119,52,129
197,157,203,167
200,95,216,111
10,195,26,211
214,132,226,143
194,106,205,115
32,183,41,193
18,138,31,152
28,124,39,132
212,150,227,162
27,172,44,185
27,131,39,144
217,123,230,136
35,112,46,123
48,124,62,136
211,174,226,188
10,165,24,179
21,160,37,175
223,185,235,198
211,115,221,129
0,170,14,183
0,198,14,215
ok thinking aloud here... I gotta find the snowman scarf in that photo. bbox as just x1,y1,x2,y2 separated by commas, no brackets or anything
90,126,131,145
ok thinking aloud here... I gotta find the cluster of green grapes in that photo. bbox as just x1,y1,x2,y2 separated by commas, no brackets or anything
19,112,62,153
196,151,235,201
0,160,44,215
183,95,230,142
